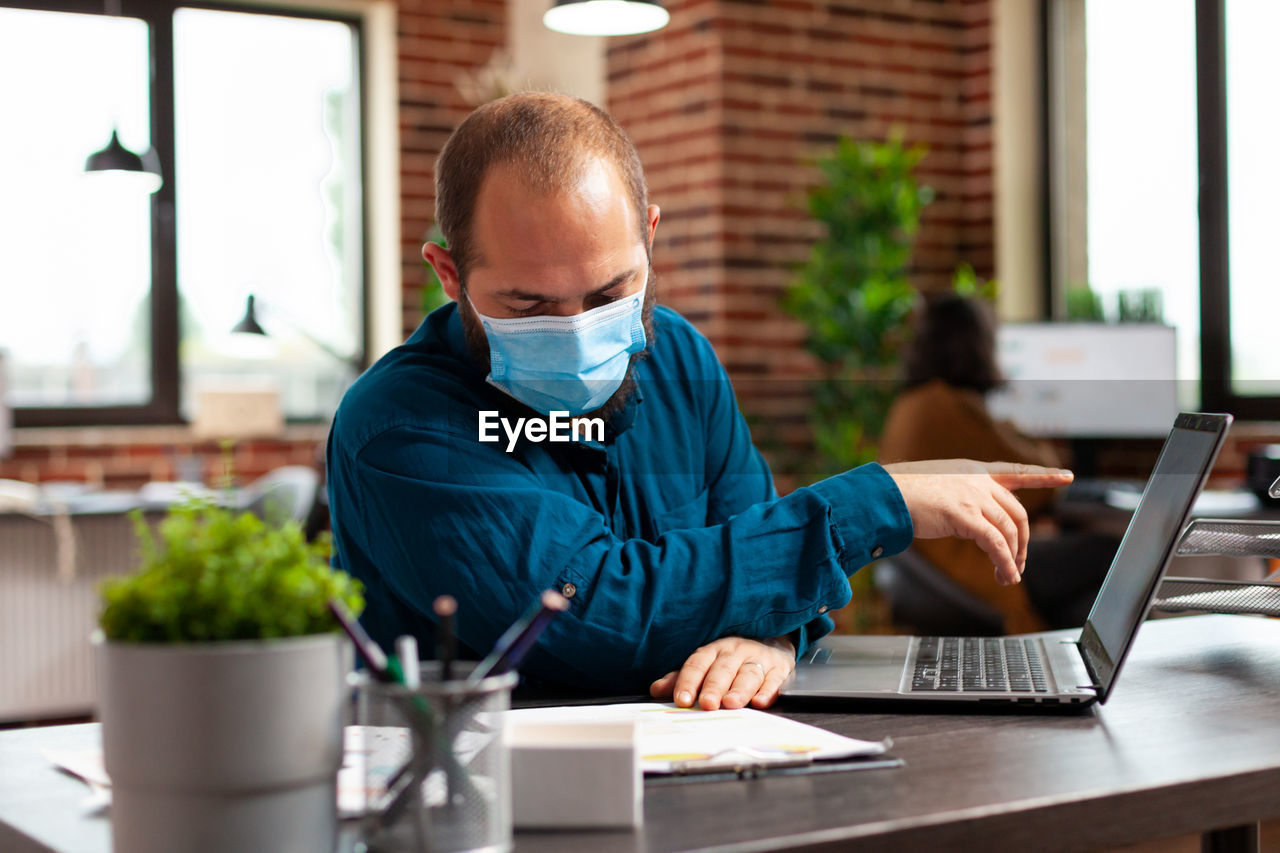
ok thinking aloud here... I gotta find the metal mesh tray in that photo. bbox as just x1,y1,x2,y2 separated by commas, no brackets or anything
1153,576,1280,617
1175,519,1280,559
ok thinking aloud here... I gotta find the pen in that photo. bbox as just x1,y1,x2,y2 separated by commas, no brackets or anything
468,589,569,684
433,595,458,682
328,599,401,683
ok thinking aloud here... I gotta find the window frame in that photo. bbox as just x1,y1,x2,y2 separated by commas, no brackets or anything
1044,0,1280,421
5,0,370,428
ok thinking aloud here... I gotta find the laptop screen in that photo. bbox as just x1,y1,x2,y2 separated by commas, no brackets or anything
1078,413,1231,701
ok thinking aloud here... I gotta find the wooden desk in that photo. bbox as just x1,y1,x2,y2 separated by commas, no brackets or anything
3,614,1280,852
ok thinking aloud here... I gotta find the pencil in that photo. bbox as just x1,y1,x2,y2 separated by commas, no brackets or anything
433,595,458,682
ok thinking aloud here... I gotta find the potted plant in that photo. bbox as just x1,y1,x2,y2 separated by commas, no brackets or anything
94,501,363,853
783,133,935,476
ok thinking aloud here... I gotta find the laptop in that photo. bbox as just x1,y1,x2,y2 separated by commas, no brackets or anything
782,412,1233,709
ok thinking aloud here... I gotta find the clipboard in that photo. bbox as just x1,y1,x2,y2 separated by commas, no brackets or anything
645,755,906,786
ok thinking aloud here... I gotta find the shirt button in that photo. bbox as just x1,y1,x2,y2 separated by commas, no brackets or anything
818,605,828,614
561,582,577,599
871,545,884,559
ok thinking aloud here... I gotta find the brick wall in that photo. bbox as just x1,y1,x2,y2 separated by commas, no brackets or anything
399,0,506,337
608,0,995,484
3,0,505,489
0,427,328,491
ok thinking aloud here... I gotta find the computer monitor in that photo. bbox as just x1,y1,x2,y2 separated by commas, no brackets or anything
987,323,1177,438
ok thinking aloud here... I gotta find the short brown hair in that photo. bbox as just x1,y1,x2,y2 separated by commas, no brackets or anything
434,92,649,284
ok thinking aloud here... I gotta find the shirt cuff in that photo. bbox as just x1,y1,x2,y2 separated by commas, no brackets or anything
807,462,914,575
788,616,834,662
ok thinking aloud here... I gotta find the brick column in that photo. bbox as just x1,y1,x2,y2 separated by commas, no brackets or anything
608,0,995,483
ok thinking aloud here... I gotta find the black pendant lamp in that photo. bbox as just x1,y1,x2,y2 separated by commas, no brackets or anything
83,127,162,192
231,294,268,337
543,0,669,36
84,0,162,193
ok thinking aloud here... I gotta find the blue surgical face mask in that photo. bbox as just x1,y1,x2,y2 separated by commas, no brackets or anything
469,275,647,416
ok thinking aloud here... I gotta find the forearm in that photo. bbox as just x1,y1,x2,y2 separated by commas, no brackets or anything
352,458,910,693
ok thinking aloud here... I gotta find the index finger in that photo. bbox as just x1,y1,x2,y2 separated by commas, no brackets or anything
983,462,1074,490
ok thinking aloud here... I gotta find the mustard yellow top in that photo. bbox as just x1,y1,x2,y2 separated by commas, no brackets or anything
877,380,1062,634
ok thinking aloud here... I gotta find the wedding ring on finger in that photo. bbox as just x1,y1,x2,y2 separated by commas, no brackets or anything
742,660,766,677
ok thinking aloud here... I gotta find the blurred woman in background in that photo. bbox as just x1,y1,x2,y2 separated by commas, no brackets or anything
879,294,1115,633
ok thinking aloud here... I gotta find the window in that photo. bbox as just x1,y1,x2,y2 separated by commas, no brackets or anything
0,0,366,427
1047,0,1280,419
1223,0,1280,400
0,9,155,410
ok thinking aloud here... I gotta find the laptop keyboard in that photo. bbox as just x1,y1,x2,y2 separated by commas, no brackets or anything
910,637,1049,693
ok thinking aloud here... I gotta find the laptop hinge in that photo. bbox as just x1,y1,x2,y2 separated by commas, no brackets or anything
1060,639,1103,690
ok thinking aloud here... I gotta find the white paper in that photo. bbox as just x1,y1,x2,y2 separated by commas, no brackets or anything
502,702,887,773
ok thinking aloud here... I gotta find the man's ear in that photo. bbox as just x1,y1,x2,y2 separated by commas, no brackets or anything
423,242,462,302
646,204,660,250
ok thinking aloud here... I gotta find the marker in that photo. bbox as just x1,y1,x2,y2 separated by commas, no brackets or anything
396,635,420,689
468,589,570,684
433,595,458,682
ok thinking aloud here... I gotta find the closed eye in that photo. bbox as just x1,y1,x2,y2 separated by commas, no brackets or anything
586,289,625,310
508,300,543,316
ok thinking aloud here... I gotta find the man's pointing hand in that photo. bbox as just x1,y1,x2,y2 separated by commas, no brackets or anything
883,460,1074,586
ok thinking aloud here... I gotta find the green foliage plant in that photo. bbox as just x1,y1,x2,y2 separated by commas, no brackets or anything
783,134,935,474
99,501,363,643
1065,283,1105,321
951,262,999,303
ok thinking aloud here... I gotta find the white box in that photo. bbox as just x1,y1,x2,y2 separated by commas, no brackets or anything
192,387,283,441
507,719,642,830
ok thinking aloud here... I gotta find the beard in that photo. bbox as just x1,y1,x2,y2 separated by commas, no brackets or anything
457,266,658,423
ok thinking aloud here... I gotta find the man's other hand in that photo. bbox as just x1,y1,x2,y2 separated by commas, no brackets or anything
650,636,796,711
883,459,1074,587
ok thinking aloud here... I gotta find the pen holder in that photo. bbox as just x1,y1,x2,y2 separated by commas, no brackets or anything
354,663,517,853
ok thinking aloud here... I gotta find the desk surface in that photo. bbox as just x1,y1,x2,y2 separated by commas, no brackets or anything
4,614,1280,852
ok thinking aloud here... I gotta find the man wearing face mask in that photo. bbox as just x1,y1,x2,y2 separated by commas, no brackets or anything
327,92,1073,710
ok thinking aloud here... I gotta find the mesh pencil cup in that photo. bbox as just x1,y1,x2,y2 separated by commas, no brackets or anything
353,663,517,853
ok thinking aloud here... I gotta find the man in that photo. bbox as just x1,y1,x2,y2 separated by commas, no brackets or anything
327,92,1072,710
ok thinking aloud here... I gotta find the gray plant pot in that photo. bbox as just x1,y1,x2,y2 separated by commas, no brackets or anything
94,631,348,853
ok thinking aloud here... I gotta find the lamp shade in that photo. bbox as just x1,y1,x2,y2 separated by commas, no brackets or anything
543,0,669,36
84,129,163,193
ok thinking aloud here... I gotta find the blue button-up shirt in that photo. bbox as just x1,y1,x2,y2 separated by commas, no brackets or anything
327,303,913,692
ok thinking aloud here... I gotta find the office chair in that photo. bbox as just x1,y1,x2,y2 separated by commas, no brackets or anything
873,547,1005,636
237,466,321,527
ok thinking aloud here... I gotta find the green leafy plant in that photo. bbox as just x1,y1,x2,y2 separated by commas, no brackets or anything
99,501,363,642
1066,283,1105,321
952,262,998,303
783,134,934,474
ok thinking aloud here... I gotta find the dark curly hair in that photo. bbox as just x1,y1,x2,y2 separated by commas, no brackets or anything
902,294,1004,394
